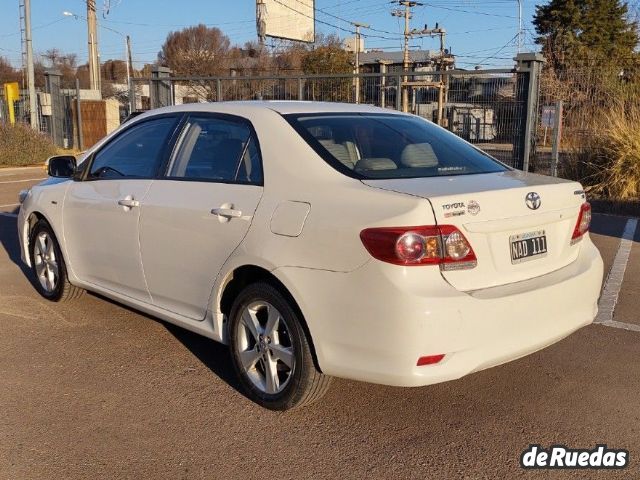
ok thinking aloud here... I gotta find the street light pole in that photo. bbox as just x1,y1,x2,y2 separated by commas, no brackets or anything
351,22,369,104
517,0,524,54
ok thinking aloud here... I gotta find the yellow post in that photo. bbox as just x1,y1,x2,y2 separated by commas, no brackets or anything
3,82,19,124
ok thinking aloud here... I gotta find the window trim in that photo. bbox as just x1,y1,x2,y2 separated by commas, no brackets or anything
78,113,185,182
282,112,510,181
159,112,264,187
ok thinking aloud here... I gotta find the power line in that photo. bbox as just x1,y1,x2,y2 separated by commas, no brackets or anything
269,0,402,41
421,2,517,19
0,17,67,38
476,32,520,65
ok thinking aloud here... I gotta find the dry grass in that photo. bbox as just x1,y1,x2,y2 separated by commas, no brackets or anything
558,101,640,200
581,104,640,200
0,123,57,167
540,64,640,200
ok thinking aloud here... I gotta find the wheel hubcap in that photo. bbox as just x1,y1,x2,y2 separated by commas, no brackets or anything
235,301,295,395
33,232,58,293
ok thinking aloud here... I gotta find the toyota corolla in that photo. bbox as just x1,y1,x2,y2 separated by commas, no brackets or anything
17,102,603,410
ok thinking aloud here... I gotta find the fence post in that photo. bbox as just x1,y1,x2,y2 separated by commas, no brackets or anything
514,53,545,172
216,78,223,102
75,78,83,151
44,69,64,147
298,77,304,101
550,100,563,177
150,66,172,109
379,61,391,108
395,74,402,111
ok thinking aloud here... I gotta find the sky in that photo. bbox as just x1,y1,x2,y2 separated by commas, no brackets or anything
0,0,540,70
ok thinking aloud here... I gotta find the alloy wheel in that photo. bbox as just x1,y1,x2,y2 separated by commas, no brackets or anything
235,301,295,395
33,231,59,293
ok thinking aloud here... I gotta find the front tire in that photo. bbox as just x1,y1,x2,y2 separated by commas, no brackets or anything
29,219,84,302
228,282,331,410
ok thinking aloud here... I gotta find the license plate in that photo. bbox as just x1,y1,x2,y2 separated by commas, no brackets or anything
510,230,547,264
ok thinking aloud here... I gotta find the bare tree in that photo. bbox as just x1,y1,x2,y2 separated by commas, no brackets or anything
40,49,79,87
0,57,21,85
158,24,231,76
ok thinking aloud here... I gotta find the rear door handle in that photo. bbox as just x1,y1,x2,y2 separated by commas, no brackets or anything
118,197,140,210
211,207,242,219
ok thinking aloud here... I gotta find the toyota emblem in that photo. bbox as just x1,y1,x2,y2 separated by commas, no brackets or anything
525,192,542,210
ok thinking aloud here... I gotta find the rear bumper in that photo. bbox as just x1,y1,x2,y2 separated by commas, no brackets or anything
275,237,603,387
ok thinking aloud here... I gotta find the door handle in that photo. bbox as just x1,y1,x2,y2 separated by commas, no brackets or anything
211,207,242,219
118,197,140,209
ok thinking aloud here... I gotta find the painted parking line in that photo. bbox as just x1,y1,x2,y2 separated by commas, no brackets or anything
0,203,19,209
0,166,43,175
0,178,45,184
594,218,639,331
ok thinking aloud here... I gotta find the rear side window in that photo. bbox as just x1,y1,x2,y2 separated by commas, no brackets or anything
89,117,177,179
168,116,263,184
286,113,507,179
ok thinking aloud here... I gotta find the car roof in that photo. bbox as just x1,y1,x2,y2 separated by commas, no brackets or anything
136,101,404,118
226,101,402,115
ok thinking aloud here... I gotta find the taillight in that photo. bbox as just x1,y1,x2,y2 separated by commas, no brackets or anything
571,202,592,244
360,225,477,269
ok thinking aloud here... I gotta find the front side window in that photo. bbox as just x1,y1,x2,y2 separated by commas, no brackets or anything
168,116,263,184
286,113,508,179
88,117,177,179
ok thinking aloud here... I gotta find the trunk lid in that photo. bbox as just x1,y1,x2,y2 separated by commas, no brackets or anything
362,170,587,291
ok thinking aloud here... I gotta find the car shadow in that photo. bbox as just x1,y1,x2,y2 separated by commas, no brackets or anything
0,214,243,396
163,323,242,392
0,212,35,281
87,291,243,394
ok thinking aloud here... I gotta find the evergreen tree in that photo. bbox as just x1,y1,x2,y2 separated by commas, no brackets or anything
533,0,639,70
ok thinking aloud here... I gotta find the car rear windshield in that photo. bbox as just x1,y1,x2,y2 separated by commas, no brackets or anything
285,113,508,179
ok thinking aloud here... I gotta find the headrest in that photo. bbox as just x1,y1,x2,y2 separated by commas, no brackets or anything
400,143,439,168
355,158,397,172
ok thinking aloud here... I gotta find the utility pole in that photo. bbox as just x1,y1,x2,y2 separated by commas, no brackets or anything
126,35,133,84
23,0,38,130
391,0,451,120
419,23,449,124
87,0,101,92
256,0,267,44
352,22,369,104
392,1,421,112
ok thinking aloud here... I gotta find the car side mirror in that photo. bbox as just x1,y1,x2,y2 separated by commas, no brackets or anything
47,155,77,178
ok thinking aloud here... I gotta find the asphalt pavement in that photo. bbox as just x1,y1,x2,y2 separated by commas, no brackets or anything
0,168,639,479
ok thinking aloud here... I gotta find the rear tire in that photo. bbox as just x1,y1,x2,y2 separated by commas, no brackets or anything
29,219,85,302
228,282,331,410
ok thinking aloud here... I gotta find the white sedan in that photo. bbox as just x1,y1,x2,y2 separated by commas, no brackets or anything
18,102,603,410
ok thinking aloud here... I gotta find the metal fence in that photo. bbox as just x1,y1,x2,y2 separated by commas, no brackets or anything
130,54,545,171
0,72,79,150
533,64,640,179
2,55,547,172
